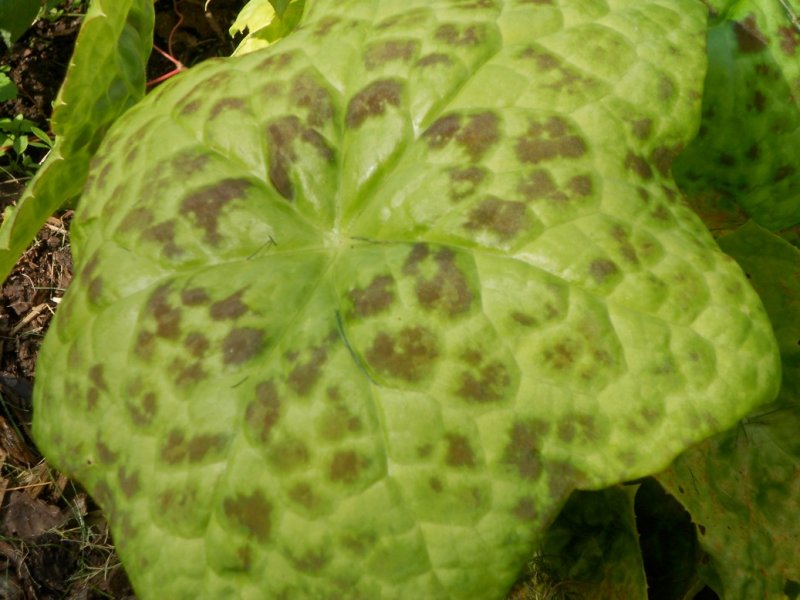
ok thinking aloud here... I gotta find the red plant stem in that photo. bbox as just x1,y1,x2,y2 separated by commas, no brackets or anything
146,0,187,87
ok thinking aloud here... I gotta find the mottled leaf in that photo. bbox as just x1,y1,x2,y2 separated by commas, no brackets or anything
658,221,800,599
675,0,800,230
33,1,779,598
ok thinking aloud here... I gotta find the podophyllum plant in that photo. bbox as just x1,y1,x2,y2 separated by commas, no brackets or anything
7,0,799,598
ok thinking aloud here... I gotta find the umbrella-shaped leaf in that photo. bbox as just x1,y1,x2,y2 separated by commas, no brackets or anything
33,1,779,598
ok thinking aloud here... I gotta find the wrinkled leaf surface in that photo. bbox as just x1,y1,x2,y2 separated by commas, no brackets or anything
34,1,779,598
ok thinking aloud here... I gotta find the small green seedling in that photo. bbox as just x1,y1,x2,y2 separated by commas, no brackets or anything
0,114,54,178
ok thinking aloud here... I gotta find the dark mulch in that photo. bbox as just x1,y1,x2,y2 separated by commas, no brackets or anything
0,1,246,597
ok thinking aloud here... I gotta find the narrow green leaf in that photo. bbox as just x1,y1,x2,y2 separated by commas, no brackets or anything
658,221,800,598
0,0,154,282
30,126,53,147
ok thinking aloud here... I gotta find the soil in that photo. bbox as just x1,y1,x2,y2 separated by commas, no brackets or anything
0,1,245,597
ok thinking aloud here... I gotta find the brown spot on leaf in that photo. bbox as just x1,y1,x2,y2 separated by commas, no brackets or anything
779,26,800,55
417,53,452,67
513,498,538,521
174,361,206,386
142,220,181,257
423,112,500,162
127,392,157,428
87,388,99,410
89,364,108,391
516,45,559,70
118,207,153,233
290,549,331,574
209,97,247,120
346,79,404,128
349,275,396,317
210,291,248,320
625,152,653,180
291,73,334,127
612,225,638,264
267,116,335,200
179,100,201,116
458,360,511,403
568,175,593,197
589,258,619,284
147,284,181,339
774,164,796,182
651,145,683,177
185,332,210,358
733,15,768,53
457,112,500,162
517,169,566,203
288,482,319,510
287,345,328,396
445,434,476,468
329,450,367,484
402,243,430,273
364,39,419,69
182,178,251,244
246,381,282,443
88,277,103,304
512,311,537,327
96,441,118,464
181,287,210,306
257,51,297,72
464,197,529,240
118,467,140,498
753,90,766,112
544,339,579,370
319,404,362,441
222,328,265,365
447,166,487,202
658,76,675,101
429,477,443,493
435,23,486,46
631,118,653,140
423,114,461,149
413,248,473,316
224,491,273,542
515,117,586,164
172,154,209,177
503,419,548,480
366,326,440,381
313,16,340,37
162,429,228,464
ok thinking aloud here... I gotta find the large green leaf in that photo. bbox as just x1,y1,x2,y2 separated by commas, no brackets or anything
0,0,153,282
674,0,800,230
33,1,779,598
657,221,800,599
